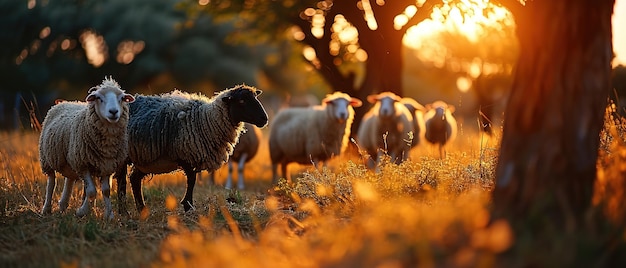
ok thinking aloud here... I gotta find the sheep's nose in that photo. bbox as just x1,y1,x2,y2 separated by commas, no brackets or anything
109,109,118,116
338,112,347,119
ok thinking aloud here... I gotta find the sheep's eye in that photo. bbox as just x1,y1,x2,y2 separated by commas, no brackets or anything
238,99,245,104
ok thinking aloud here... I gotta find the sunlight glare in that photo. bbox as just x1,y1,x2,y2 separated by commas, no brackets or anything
405,5,417,17
361,0,378,30
613,0,626,66
404,0,514,74
39,27,51,39
303,46,317,61
456,76,472,92
80,30,108,68
116,40,145,65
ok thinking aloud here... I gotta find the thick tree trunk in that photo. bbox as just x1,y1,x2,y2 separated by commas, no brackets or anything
494,0,614,229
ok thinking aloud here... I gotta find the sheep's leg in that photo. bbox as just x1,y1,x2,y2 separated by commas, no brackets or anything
439,145,444,159
42,173,56,214
129,168,147,213
225,160,234,189
181,166,196,212
59,177,76,212
237,154,248,190
76,173,96,217
281,162,290,183
114,165,129,217
101,175,114,221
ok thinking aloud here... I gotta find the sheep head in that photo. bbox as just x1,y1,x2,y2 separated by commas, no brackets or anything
426,101,455,121
86,77,135,123
322,92,362,124
222,84,269,128
367,92,402,119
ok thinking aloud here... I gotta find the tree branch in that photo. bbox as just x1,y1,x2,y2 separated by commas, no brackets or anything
401,0,436,33
490,0,525,17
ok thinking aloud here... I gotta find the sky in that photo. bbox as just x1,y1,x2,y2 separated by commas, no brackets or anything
614,0,626,66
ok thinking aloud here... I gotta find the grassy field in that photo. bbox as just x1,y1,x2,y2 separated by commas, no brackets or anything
0,111,624,267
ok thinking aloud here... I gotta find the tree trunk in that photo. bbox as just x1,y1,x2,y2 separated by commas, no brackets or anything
494,0,614,230
328,0,415,134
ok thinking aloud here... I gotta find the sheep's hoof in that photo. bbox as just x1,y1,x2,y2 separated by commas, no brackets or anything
58,201,69,212
181,200,194,212
41,205,52,215
76,207,89,218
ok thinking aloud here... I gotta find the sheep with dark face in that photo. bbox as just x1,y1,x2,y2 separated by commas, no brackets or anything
269,92,362,183
400,97,426,148
209,122,262,190
114,85,268,214
40,77,134,220
356,92,414,169
423,100,457,158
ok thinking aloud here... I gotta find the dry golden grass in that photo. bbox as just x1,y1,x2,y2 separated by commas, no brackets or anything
0,110,624,267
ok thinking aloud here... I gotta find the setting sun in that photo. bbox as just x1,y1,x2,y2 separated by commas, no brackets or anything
404,0,514,65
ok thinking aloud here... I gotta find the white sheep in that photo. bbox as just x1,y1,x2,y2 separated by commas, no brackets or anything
114,85,268,214
423,100,457,158
269,92,362,183
39,77,135,220
356,92,414,169
209,122,262,190
401,97,426,149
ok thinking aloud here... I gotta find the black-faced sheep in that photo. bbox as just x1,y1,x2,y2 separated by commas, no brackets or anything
356,92,414,169
209,122,262,190
114,85,268,214
423,100,458,158
40,77,135,220
269,92,362,183
400,97,426,148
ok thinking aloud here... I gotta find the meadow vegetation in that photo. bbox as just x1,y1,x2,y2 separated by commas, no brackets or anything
0,107,624,267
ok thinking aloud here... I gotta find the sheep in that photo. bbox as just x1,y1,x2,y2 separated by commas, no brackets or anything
400,97,426,148
423,100,458,158
356,92,414,169
209,122,262,190
40,77,135,220
114,85,268,214
269,92,362,183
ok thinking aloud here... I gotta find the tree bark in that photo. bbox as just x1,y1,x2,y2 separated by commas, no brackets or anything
494,0,614,230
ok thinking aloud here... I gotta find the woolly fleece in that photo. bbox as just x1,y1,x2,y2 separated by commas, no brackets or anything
356,92,414,165
39,79,131,180
269,92,360,182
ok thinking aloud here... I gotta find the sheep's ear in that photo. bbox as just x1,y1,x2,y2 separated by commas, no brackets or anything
448,104,455,113
86,93,99,102
122,94,135,103
366,94,379,103
254,89,262,96
350,98,362,107
416,103,426,111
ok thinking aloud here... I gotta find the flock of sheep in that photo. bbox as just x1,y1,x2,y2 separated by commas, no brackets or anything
38,77,457,219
